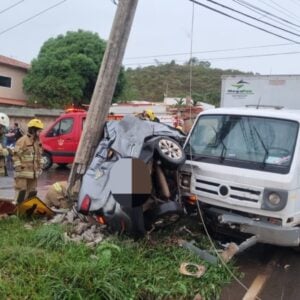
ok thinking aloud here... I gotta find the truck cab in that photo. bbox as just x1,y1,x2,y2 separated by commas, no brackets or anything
181,107,300,247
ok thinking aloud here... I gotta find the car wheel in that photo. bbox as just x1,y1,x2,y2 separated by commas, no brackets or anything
42,152,53,170
155,137,186,169
144,201,184,229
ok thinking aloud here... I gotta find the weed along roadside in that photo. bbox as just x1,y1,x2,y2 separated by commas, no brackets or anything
0,215,236,299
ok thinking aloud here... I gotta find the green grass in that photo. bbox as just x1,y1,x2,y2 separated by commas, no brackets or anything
0,216,237,300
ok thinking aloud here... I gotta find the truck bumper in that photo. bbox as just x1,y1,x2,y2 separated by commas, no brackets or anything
206,207,300,247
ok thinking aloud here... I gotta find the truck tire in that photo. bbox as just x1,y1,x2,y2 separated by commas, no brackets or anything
42,152,53,170
155,137,186,169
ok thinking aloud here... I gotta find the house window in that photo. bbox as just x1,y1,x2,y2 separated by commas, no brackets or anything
0,75,11,88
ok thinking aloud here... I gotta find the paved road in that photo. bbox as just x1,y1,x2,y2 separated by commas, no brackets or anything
220,242,300,300
0,166,70,200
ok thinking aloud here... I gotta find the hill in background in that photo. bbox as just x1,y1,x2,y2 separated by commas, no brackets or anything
122,59,254,106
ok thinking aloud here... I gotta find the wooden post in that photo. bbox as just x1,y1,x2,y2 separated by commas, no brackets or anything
67,0,139,200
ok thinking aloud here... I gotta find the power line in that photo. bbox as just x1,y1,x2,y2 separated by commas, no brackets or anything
203,0,300,37
268,0,300,21
233,0,300,29
0,0,68,37
123,49,300,66
189,0,300,44
232,0,300,32
259,0,300,23
124,42,294,60
0,0,25,15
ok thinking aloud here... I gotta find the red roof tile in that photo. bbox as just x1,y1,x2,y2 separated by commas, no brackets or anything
0,55,30,70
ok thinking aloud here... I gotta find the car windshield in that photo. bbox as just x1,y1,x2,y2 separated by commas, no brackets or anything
185,114,298,173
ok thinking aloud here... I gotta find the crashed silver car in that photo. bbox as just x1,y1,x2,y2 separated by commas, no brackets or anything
77,115,186,236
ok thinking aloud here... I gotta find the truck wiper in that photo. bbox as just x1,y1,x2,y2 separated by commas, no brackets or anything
211,126,227,162
219,138,227,162
253,126,269,167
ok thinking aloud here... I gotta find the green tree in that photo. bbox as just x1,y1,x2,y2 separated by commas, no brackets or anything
24,30,125,108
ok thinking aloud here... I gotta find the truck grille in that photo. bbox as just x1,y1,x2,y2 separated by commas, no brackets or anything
194,178,262,205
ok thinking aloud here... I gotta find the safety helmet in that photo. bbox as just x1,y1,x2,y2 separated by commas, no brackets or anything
144,109,156,121
27,118,44,129
0,113,9,129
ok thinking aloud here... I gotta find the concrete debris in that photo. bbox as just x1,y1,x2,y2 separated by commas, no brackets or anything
47,207,105,247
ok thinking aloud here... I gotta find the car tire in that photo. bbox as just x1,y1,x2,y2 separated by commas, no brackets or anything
144,201,184,229
155,137,186,169
42,152,53,170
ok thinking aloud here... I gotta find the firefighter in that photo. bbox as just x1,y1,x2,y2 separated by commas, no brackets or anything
13,118,44,203
139,109,160,122
0,113,10,176
44,181,70,209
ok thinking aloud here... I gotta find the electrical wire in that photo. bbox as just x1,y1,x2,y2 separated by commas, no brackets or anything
0,0,25,15
0,0,68,37
123,49,300,66
189,0,300,44
268,0,300,21
202,0,300,37
189,2,195,99
259,0,300,23
124,42,295,61
233,0,300,29
232,0,300,33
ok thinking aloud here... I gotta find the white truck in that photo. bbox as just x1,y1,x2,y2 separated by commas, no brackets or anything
180,75,300,247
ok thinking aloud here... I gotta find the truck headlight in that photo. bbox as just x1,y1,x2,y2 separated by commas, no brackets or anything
262,189,288,211
268,193,281,205
180,173,191,189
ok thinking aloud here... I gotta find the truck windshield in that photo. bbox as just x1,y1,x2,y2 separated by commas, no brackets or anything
185,114,298,174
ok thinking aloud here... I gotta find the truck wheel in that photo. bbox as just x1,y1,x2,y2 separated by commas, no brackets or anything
42,152,53,170
144,201,184,229
155,137,186,169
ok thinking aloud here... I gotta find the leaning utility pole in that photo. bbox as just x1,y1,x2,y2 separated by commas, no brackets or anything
67,0,139,201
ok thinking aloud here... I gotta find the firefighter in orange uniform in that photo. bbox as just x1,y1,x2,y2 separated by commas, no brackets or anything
13,118,44,202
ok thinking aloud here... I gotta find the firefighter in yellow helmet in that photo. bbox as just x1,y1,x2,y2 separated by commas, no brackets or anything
13,118,44,203
139,109,160,122
0,113,10,176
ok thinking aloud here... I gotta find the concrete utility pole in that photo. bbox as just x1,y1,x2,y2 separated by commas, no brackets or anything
67,0,139,201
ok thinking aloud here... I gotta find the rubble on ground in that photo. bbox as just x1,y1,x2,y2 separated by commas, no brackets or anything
48,207,106,247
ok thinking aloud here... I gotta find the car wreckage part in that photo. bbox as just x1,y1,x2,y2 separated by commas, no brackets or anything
144,201,184,229
155,137,186,169
155,164,171,199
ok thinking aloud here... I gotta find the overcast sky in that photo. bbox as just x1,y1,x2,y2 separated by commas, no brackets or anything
1,0,300,74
